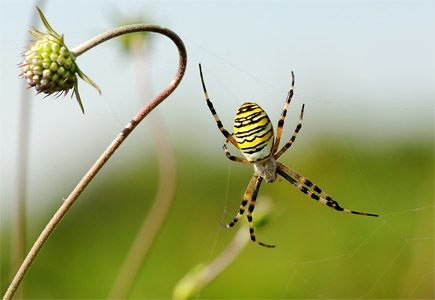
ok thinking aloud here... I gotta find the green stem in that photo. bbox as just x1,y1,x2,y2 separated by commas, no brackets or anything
173,226,250,299
2,25,186,300
11,3,46,299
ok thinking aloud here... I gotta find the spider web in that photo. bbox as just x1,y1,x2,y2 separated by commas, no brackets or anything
191,48,434,299
280,209,434,299
211,141,434,299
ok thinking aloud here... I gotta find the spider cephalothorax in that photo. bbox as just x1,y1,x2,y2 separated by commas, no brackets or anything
199,64,378,248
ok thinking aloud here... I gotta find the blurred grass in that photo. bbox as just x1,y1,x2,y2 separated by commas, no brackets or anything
1,138,433,299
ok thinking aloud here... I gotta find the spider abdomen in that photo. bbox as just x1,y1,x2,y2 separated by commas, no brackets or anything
234,102,274,162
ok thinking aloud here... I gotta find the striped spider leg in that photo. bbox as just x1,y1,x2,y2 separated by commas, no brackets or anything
199,63,378,248
276,163,379,217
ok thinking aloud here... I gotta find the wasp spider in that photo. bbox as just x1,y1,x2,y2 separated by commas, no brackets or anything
199,64,378,248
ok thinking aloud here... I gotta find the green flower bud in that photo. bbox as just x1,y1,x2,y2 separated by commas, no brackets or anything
57,56,65,66
32,65,43,75
42,69,51,79
49,53,58,62
19,7,101,113
42,58,51,69
41,51,50,59
49,62,58,72
51,73,59,82
57,66,65,76
51,43,60,53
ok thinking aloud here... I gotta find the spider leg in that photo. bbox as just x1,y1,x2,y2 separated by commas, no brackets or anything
271,71,295,155
276,163,379,217
223,138,251,165
274,104,305,159
246,177,276,247
199,64,238,148
222,173,259,228
278,162,332,199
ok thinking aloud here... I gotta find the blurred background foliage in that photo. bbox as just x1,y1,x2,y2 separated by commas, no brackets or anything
1,141,433,298
1,0,433,299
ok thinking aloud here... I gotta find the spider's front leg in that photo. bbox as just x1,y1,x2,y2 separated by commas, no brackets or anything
275,104,305,159
271,71,295,155
223,138,251,164
199,63,238,148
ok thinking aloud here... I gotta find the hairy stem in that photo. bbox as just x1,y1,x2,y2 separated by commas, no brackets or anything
3,25,186,300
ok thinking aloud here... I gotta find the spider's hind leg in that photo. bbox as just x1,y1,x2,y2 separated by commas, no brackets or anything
277,163,379,217
222,173,276,247
246,177,275,248
221,173,259,228
223,138,251,164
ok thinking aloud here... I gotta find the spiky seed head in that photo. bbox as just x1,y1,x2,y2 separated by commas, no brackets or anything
19,7,101,113
21,35,77,95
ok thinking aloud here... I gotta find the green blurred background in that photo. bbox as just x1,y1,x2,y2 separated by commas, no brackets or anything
1,0,433,299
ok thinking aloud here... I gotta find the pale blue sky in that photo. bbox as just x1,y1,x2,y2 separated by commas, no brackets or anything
1,0,433,216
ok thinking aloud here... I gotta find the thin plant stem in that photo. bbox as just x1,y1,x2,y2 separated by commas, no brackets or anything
173,198,273,299
107,36,177,299
3,24,186,300
11,2,45,299
173,226,250,300
108,112,177,299
198,226,250,287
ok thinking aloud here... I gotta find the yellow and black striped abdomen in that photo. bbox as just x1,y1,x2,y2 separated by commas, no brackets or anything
234,102,274,162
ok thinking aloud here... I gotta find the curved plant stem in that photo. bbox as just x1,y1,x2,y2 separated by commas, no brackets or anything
3,25,186,300
108,112,177,299
108,39,177,299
